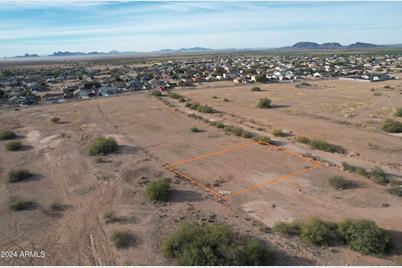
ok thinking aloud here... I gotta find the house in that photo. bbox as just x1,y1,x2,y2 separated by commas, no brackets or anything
42,92,65,103
98,86,119,96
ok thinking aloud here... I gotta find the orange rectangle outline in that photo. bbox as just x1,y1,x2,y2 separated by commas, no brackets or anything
165,141,320,200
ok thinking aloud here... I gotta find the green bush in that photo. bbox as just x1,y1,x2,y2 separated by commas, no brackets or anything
151,90,162,97
257,98,272,109
111,231,131,248
190,127,203,133
162,224,272,265
0,131,17,140
8,169,33,183
169,92,182,99
309,139,345,154
10,199,34,211
254,136,273,145
88,137,118,156
190,102,200,110
5,141,22,151
185,102,192,108
295,136,311,144
328,176,355,190
336,219,391,255
146,179,171,202
272,128,285,137
251,86,261,92
381,119,402,133
342,162,369,177
241,131,254,139
216,121,225,129
273,221,301,236
231,127,244,137
50,117,60,123
197,104,215,113
223,125,234,133
395,108,402,117
223,98,230,102
370,167,389,184
300,218,332,246
388,186,402,197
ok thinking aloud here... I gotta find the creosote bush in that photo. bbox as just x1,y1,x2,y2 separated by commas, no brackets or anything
190,127,203,133
9,169,33,183
5,141,22,151
309,139,345,154
370,167,389,185
272,128,285,137
257,98,272,108
111,231,131,249
251,86,261,92
254,136,273,145
342,162,369,177
336,219,391,255
328,176,355,190
388,186,402,197
273,221,301,236
88,137,118,156
0,130,17,140
50,117,60,123
151,90,162,97
274,218,392,255
395,107,402,117
381,119,402,133
162,224,272,265
295,136,311,144
300,218,332,246
10,199,34,211
146,179,171,202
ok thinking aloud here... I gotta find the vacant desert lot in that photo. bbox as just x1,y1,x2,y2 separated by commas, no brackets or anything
0,89,401,265
178,79,402,169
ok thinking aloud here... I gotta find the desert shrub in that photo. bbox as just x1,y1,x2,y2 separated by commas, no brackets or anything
223,125,234,133
178,97,186,103
395,108,402,117
251,86,261,92
50,117,60,123
0,130,17,140
370,167,389,184
8,169,33,183
197,104,215,113
111,231,131,249
336,219,391,255
328,176,355,190
300,218,332,246
216,121,225,128
146,179,171,202
169,92,182,99
162,224,272,265
254,136,273,145
104,210,119,223
342,162,369,177
273,221,301,236
384,85,393,89
190,102,200,110
223,98,231,102
212,95,219,99
388,186,402,197
5,141,22,151
185,102,192,108
381,119,402,133
272,128,285,137
88,137,118,156
151,90,162,97
10,199,34,211
241,130,254,139
231,127,244,137
309,139,345,154
190,127,203,133
257,98,272,108
295,136,311,144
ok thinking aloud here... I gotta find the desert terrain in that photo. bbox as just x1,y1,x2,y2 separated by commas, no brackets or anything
0,78,402,265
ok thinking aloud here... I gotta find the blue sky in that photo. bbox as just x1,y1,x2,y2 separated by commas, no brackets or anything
1,1,402,57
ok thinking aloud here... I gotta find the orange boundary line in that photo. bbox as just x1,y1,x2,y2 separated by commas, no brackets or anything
165,140,320,200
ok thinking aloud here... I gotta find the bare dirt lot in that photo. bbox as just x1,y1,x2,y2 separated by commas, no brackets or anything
0,83,402,265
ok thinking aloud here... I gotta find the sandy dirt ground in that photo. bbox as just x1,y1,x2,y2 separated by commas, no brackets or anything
0,84,401,265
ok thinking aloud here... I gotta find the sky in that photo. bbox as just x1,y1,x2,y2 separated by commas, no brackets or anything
1,1,402,57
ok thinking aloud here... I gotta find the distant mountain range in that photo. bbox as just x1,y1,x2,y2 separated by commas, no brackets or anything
6,42,402,59
288,41,382,50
